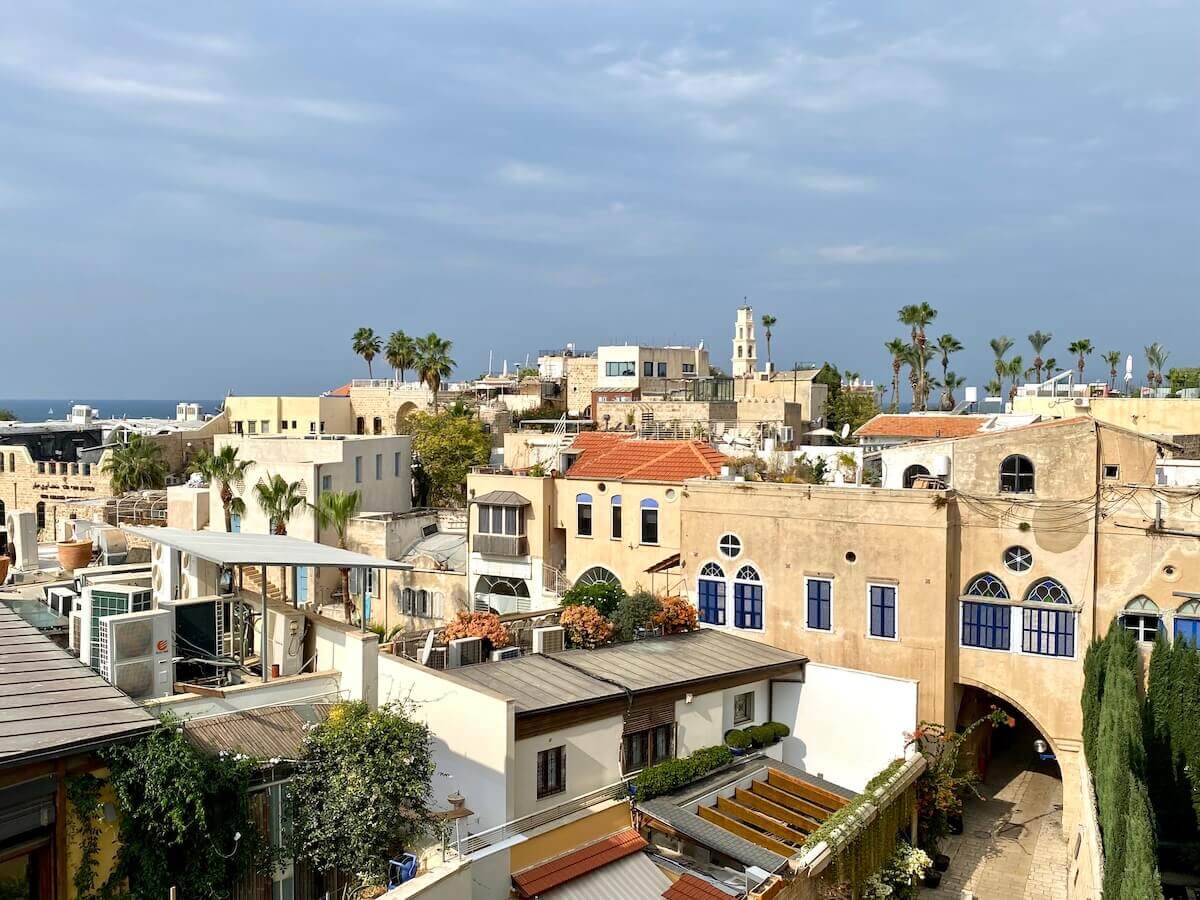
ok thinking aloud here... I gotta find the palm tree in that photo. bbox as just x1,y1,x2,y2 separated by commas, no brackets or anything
1067,339,1094,388
101,434,168,493
311,490,362,625
898,302,937,410
253,474,307,605
1101,351,1122,392
988,336,1014,389
884,339,907,413
942,372,967,410
352,327,382,379
935,334,962,392
843,370,861,386
1005,355,1025,401
385,330,416,384
1145,343,1169,390
761,314,777,371
1043,357,1058,378
415,332,456,409
985,378,1002,398
1028,331,1053,383
189,445,251,532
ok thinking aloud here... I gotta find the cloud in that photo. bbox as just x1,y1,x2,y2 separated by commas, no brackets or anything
1123,94,1186,113
134,25,254,58
793,171,877,194
789,244,951,265
495,161,574,188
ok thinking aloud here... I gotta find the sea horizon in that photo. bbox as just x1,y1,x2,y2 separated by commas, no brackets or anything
0,398,223,422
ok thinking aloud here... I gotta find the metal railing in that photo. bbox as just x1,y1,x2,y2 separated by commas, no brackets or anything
459,780,630,856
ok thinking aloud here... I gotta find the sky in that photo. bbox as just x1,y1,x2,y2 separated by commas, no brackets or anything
0,0,1196,400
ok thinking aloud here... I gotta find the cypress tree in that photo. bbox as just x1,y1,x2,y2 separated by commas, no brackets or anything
1117,780,1163,900
1097,654,1136,896
1082,636,1109,768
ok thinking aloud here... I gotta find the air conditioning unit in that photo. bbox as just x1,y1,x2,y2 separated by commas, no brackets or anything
97,609,174,699
151,543,180,607
425,646,447,670
69,610,82,654
267,606,307,677
532,626,565,655
45,586,78,617
161,597,234,678
1074,397,1090,408
94,527,128,565
85,584,153,672
491,647,521,661
448,636,484,668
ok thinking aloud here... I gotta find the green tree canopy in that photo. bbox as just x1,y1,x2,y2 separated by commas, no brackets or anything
101,433,168,493
405,409,491,506
561,580,626,618
290,702,436,885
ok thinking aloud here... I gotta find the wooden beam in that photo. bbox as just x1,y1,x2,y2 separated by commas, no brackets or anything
716,796,809,845
735,788,817,833
696,806,795,858
766,769,847,811
752,779,831,823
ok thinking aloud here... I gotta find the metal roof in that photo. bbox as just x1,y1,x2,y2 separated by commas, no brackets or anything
0,605,157,767
471,490,531,507
184,703,332,760
400,531,467,572
538,849,671,899
436,630,806,714
637,798,787,872
122,526,412,570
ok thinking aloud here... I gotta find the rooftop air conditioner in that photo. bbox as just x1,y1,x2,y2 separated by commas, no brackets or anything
448,636,484,668
150,543,179,607
69,610,82,654
97,609,174,699
267,606,307,677
84,584,152,672
532,626,565,655
1074,396,1090,408
491,647,521,661
46,586,78,617
425,646,447,670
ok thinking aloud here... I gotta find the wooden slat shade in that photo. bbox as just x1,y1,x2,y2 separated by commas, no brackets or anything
752,780,833,823
734,788,818,833
624,702,674,735
696,806,795,858
715,796,809,845
766,769,847,812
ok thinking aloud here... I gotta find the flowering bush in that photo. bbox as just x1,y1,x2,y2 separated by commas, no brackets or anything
560,604,614,648
862,841,931,900
652,595,698,634
440,611,511,648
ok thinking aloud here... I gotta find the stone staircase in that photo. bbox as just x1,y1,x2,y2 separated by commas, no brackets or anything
240,566,285,605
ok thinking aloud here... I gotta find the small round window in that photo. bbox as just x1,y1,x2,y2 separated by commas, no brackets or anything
718,534,742,558
665,488,678,501
1003,546,1033,573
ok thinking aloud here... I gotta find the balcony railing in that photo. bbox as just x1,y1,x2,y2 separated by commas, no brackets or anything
472,533,528,557
459,780,630,856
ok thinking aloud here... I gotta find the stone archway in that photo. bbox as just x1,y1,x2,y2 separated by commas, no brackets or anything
395,402,418,432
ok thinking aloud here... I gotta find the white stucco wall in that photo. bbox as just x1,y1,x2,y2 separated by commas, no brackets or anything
378,654,516,830
772,663,917,791
514,716,625,819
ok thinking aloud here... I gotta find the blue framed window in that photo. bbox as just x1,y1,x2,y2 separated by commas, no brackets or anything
698,563,726,625
869,585,896,638
576,493,593,536
1021,578,1074,657
733,565,762,630
807,579,831,631
1174,600,1200,648
962,601,1010,649
963,573,1010,600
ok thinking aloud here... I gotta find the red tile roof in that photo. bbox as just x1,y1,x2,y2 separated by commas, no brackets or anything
855,414,990,440
512,829,648,897
324,383,352,397
663,874,733,900
567,434,727,482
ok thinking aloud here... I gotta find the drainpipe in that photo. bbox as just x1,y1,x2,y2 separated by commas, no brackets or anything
260,563,270,683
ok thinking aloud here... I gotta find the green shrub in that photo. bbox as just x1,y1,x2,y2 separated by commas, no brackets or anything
724,728,752,750
749,725,777,748
766,721,790,741
633,745,733,800
561,581,626,618
612,590,661,641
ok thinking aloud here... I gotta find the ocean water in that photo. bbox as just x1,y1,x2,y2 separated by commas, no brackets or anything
0,399,222,423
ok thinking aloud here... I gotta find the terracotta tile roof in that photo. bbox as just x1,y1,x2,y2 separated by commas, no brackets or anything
324,383,352,397
512,829,648,897
663,874,734,900
855,415,990,440
567,434,727,482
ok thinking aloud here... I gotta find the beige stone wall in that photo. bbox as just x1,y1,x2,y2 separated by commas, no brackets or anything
348,384,434,434
224,396,352,436
564,356,598,415
1013,393,1200,438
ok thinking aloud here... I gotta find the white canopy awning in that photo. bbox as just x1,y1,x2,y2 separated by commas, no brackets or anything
123,526,412,571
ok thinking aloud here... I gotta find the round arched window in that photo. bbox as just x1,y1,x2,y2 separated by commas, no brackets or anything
718,534,742,558
577,566,621,588
1003,546,1033,573
963,573,1010,599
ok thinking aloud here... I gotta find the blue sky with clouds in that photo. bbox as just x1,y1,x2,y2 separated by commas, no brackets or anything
1,0,1196,399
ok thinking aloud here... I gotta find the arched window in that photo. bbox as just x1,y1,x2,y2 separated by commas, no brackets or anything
416,589,430,617
697,562,726,626
640,498,659,545
999,455,1035,494
1022,578,1074,657
963,574,1010,599
903,464,930,489
577,566,620,588
35,502,45,530
401,587,416,614
1120,596,1161,643
576,493,593,537
610,495,622,540
1173,599,1200,648
733,565,763,630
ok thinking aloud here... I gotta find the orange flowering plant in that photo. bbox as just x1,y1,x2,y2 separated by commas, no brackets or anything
440,611,512,648
652,595,698,634
560,605,614,649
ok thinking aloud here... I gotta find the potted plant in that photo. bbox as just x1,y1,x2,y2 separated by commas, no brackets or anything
723,729,752,755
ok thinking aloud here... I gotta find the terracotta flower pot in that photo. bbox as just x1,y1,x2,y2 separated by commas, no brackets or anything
57,539,93,572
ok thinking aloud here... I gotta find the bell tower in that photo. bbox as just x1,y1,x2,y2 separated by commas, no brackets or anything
732,305,757,377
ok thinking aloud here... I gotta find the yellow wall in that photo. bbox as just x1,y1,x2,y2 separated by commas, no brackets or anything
1013,394,1200,437
508,802,633,874
223,396,353,436
65,770,122,900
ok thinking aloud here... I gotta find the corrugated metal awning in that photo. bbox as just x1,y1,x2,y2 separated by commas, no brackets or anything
472,490,532,507
123,526,412,570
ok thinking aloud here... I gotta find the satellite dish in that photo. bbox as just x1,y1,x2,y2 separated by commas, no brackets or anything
840,423,851,440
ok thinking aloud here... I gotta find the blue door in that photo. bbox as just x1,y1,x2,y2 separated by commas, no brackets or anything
230,513,241,533
295,566,308,606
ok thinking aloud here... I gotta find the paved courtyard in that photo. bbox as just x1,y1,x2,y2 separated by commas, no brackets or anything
924,745,1069,900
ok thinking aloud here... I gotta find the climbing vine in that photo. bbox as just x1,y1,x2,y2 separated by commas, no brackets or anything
67,774,103,900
